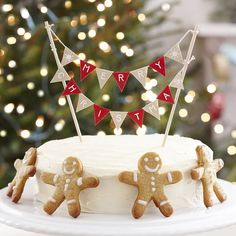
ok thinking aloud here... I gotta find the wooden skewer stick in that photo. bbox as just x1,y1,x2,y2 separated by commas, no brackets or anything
162,25,199,147
44,21,83,142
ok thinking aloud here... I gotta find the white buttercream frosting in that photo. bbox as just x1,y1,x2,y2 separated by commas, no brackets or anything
36,134,212,214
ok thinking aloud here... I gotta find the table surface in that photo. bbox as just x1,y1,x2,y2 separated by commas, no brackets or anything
1,223,236,236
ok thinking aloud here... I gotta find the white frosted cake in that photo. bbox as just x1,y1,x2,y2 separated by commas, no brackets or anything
35,134,211,214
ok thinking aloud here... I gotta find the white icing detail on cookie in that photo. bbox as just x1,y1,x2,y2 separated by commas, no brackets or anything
137,200,147,206
64,184,69,192
133,171,138,182
152,187,156,192
167,172,173,183
160,200,169,206
66,179,70,183
49,198,56,203
155,157,160,161
63,167,75,175
151,176,155,180
219,159,224,168
53,175,59,184
77,177,83,186
144,164,159,173
151,181,155,186
198,168,204,178
144,158,148,162
67,199,76,205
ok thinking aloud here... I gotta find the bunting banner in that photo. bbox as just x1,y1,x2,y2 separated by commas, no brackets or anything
164,44,184,64
93,104,110,125
130,66,148,87
112,72,130,92
96,68,113,89
80,60,96,81
76,93,94,112
49,28,195,93
62,79,81,96
149,56,166,76
50,66,71,83
157,85,175,104
47,25,198,135
110,111,127,129
143,100,160,120
61,47,79,66
169,69,184,90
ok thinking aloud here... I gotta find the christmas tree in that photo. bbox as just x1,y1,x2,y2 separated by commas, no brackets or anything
0,0,181,187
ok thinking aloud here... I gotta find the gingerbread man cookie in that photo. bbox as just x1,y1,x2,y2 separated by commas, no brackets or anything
191,145,227,208
7,147,37,203
41,156,99,218
119,152,182,219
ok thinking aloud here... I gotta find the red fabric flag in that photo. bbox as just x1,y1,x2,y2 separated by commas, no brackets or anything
93,104,110,125
62,79,81,96
157,85,175,104
149,56,166,76
112,72,130,92
80,60,96,81
128,109,145,127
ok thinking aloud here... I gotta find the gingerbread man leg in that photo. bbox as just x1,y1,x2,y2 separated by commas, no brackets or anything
11,178,27,203
6,178,16,198
153,192,173,217
65,190,81,218
213,181,227,203
132,193,151,219
202,179,214,207
44,188,65,215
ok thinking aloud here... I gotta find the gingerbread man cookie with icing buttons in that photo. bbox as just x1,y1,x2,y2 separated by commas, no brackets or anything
7,147,37,203
191,145,227,208
119,152,182,219
41,156,99,218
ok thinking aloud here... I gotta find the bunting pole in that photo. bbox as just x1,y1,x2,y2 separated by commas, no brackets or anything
44,21,83,142
162,25,199,147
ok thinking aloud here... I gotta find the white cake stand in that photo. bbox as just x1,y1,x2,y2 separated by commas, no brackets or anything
0,180,236,236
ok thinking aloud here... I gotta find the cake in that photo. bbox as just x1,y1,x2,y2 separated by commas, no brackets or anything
35,134,210,214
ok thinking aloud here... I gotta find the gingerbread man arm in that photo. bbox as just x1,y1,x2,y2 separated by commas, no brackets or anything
14,159,22,170
77,176,99,190
160,171,182,185
212,159,224,172
118,171,139,186
41,172,60,186
191,167,204,180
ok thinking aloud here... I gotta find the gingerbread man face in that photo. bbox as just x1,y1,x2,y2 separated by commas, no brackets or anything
138,152,162,174
63,157,82,176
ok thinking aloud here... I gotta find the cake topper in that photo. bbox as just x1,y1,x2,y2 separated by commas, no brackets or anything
44,21,198,145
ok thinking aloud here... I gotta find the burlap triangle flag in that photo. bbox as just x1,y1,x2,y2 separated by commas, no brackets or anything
169,69,184,90
143,100,160,120
110,111,127,129
76,94,94,112
50,67,71,83
165,44,184,64
130,66,148,87
96,68,113,89
61,47,78,66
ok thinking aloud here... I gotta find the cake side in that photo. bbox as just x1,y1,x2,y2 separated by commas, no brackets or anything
36,134,209,214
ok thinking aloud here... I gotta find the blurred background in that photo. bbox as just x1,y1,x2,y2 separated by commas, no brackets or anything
0,0,236,187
